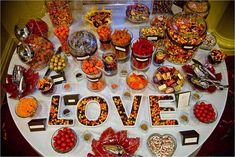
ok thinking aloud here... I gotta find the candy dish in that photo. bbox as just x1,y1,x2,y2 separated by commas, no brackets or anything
126,71,148,92
182,61,224,93
148,95,179,126
112,95,142,126
24,34,54,71
45,0,72,26
150,15,171,29
153,49,166,66
85,7,112,29
147,133,177,157
1,65,39,99
167,13,207,47
77,96,109,126
193,100,217,124
183,1,210,19
37,77,55,95
87,127,140,156
207,49,226,65
152,66,185,94
73,70,84,82
200,33,216,50
82,130,93,142
48,95,74,126
51,127,77,153
62,82,72,92
139,120,149,133
126,3,150,23
68,30,97,61
15,96,38,118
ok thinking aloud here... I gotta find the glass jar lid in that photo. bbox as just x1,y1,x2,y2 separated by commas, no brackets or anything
68,30,97,59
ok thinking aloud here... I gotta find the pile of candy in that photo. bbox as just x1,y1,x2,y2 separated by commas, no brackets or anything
54,25,70,54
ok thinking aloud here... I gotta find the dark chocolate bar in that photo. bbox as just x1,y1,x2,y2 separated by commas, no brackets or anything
63,94,79,105
28,118,47,132
51,73,66,85
180,130,199,145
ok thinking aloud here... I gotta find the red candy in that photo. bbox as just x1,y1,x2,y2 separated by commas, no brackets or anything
54,25,70,54
194,101,216,123
52,127,77,153
132,38,154,56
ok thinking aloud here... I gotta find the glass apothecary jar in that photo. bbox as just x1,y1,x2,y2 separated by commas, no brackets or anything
131,38,154,71
45,0,72,27
97,25,112,51
167,13,207,50
111,29,133,62
86,72,106,92
102,52,117,76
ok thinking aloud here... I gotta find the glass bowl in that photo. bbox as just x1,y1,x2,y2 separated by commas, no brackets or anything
152,65,185,93
193,100,217,124
199,33,216,51
167,13,207,47
51,127,77,153
15,96,38,118
207,49,226,65
126,71,148,92
37,77,55,96
126,3,150,23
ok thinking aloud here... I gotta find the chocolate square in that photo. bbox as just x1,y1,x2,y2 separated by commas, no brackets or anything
51,73,66,85
63,94,79,105
28,118,47,132
180,130,199,145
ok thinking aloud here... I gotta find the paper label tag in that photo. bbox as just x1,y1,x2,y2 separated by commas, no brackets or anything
29,125,45,129
115,46,126,52
53,77,64,83
185,137,198,144
147,36,158,41
68,99,75,103
177,92,190,108
183,46,194,49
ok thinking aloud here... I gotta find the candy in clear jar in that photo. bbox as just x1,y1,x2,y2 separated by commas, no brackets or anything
97,25,112,51
45,0,72,26
131,38,154,71
102,52,117,76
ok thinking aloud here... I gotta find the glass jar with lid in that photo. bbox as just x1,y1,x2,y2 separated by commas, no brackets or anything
68,30,97,61
102,52,117,76
111,29,133,62
45,0,72,26
167,13,207,50
86,72,106,92
131,38,154,71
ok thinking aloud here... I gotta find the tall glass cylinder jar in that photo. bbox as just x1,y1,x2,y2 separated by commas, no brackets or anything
86,72,106,92
111,29,133,62
45,0,72,26
97,25,112,51
131,38,154,71
102,52,117,76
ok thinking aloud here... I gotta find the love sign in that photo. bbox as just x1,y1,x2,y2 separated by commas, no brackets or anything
48,94,178,127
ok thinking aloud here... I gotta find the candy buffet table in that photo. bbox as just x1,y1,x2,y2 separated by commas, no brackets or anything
6,6,228,157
